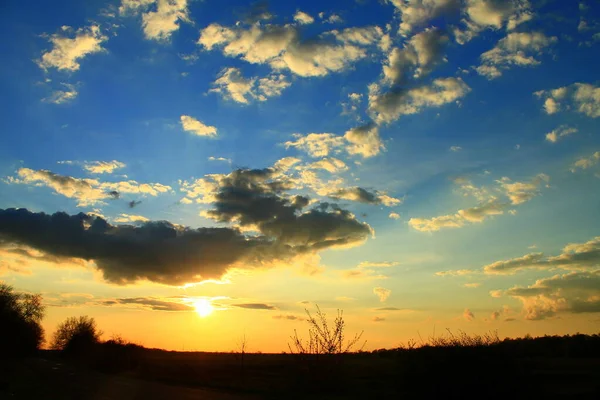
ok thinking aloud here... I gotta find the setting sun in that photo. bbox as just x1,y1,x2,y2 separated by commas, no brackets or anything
193,299,214,318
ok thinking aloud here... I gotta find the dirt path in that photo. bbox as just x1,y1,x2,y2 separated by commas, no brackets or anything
3,358,257,400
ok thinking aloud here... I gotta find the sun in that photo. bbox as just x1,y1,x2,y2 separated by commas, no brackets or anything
193,299,214,317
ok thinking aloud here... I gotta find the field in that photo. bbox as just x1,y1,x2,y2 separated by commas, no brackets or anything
2,334,600,399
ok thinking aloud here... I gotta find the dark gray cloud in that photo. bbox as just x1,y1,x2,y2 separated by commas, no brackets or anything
273,314,303,320
206,168,373,250
0,167,372,285
101,297,194,312
232,303,277,310
0,208,273,285
108,190,120,199
128,200,142,208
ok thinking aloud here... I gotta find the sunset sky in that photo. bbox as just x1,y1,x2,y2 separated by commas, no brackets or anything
1,0,599,352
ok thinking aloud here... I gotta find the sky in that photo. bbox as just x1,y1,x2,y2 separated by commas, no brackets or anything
0,0,599,352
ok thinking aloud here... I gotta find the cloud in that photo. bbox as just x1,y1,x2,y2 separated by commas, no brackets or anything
198,21,381,78
372,316,386,322
454,0,534,44
204,168,373,250
571,151,600,173
294,11,314,25
210,67,290,104
273,314,303,320
38,25,107,71
450,146,462,152
373,287,391,302
535,83,600,118
120,0,190,41
502,271,600,320
83,160,126,174
180,115,217,137
435,269,477,277
483,236,600,275
284,133,345,158
545,125,578,143
231,303,277,310
369,78,470,124
497,173,549,205
304,158,348,173
410,173,548,232
463,308,475,321
342,268,388,280
0,203,364,286
43,83,78,104
382,28,449,86
6,168,108,207
389,212,401,220
102,297,194,312
327,187,401,206
6,168,171,207
476,32,557,79
344,123,384,158
464,282,481,288
113,214,149,223
128,200,142,208
388,0,461,35
208,156,232,163
358,261,399,268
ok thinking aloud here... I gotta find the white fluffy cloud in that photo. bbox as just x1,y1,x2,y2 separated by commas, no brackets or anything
389,212,401,220
483,236,600,275
344,123,384,158
43,83,79,104
198,22,381,78
454,0,534,44
409,174,548,232
120,0,190,41
535,83,600,118
502,271,600,320
369,77,470,124
571,151,600,173
284,133,346,158
496,173,549,205
114,214,150,223
545,125,577,143
373,286,391,302
387,0,461,35
210,67,290,104
294,11,314,25
38,25,107,71
83,160,126,174
476,32,557,79
180,115,217,137
382,27,449,85
6,168,171,207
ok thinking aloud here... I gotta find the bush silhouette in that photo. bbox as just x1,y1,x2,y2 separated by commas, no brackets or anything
51,315,102,357
0,283,45,357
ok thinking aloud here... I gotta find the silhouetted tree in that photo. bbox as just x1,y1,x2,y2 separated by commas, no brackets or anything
51,315,102,356
0,282,45,357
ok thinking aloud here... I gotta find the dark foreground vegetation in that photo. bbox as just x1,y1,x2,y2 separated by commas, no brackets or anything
2,284,600,399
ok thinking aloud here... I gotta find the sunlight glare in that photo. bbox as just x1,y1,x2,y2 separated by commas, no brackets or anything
194,299,214,317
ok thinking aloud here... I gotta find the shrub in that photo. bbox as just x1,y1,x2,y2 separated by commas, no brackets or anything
289,305,365,355
0,283,45,357
51,316,102,357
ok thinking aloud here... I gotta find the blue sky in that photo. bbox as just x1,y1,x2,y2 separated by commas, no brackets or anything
0,0,599,351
